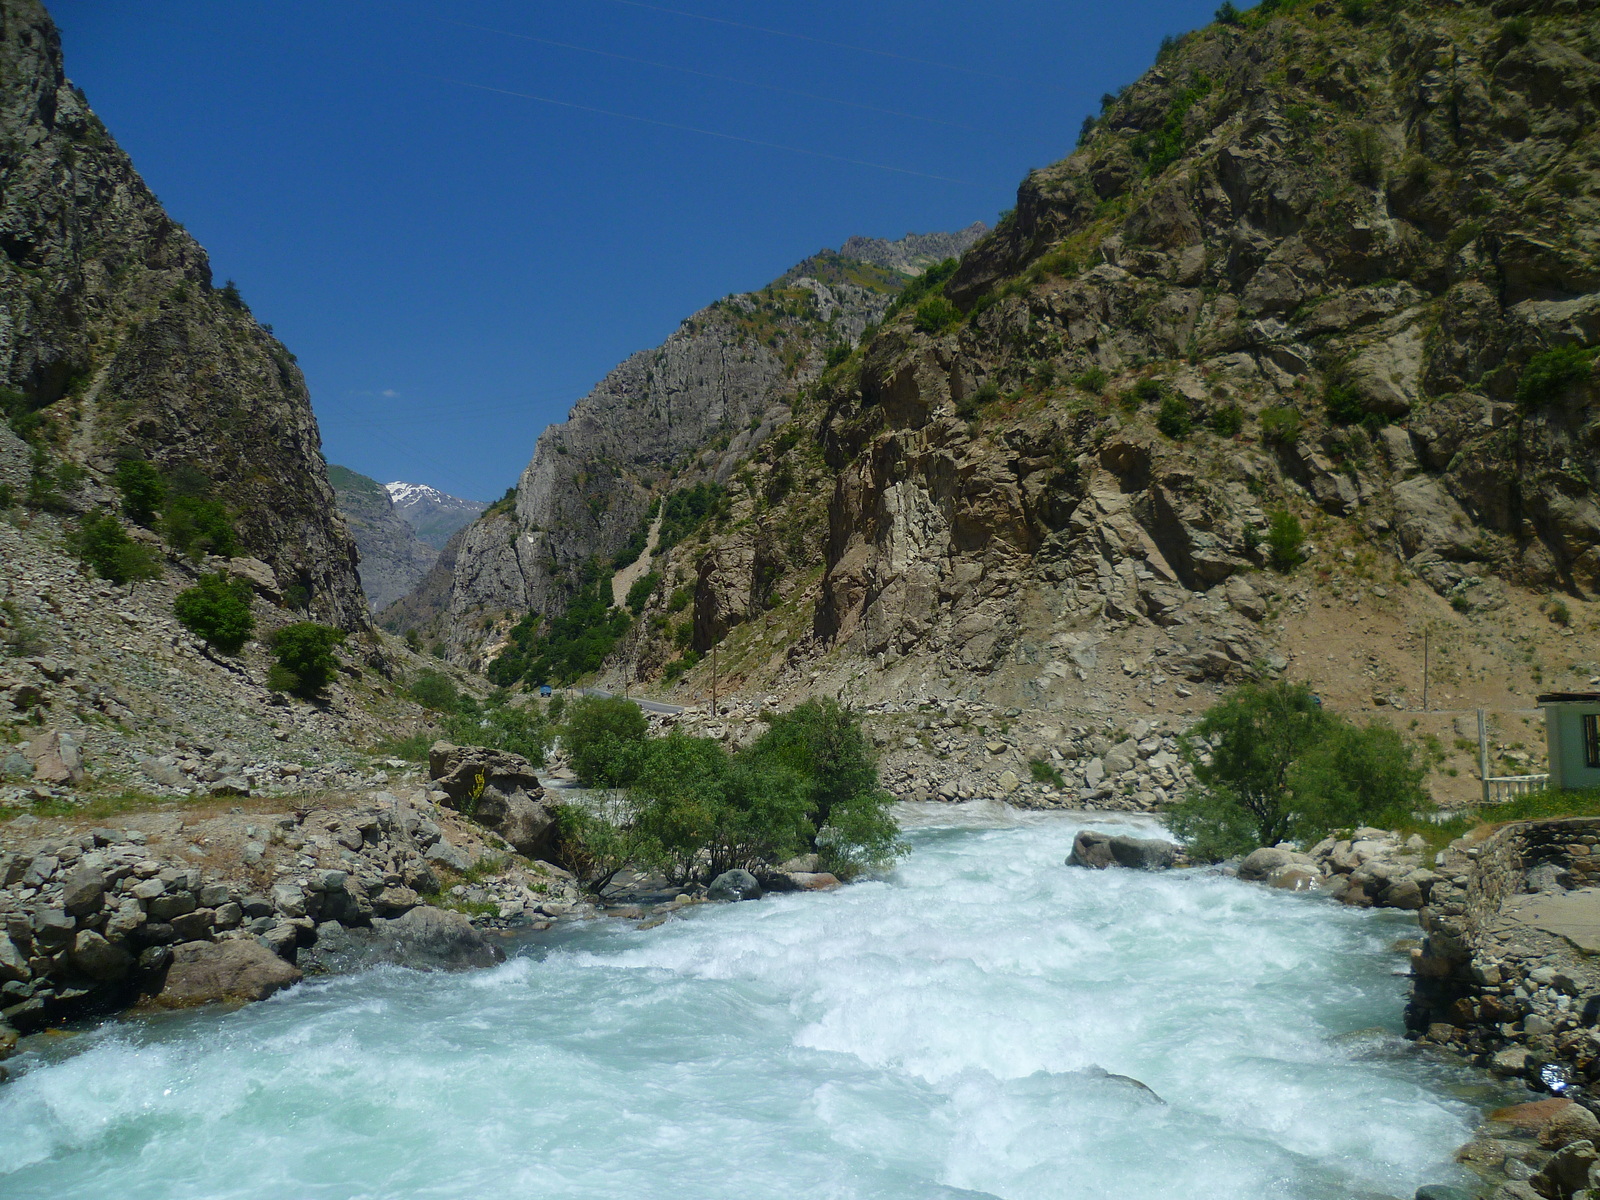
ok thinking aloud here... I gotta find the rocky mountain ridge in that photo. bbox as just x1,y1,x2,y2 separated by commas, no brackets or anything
387,224,986,664
0,0,365,629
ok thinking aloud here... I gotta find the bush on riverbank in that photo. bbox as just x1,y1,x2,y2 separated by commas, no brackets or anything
553,698,904,893
375,690,554,767
1168,680,1430,859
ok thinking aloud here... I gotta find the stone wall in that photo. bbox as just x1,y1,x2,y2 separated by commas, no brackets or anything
1409,819,1600,1092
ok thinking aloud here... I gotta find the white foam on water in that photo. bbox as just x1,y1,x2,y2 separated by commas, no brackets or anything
0,810,1482,1199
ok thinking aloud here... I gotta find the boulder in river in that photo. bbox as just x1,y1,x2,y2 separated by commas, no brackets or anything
298,905,504,974
429,741,556,859
1066,830,1179,871
156,939,302,1007
707,869,763,901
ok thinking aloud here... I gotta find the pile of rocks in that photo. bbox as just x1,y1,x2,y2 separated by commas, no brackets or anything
1452,1096,1600,1200
1233,828,1439,911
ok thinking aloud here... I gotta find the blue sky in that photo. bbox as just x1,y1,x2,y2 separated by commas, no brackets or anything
51,0,1222,501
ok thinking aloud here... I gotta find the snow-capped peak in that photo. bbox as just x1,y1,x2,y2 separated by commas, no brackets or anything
385,481,447,508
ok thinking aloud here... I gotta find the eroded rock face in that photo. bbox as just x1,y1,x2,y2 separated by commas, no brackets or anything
427,741,555,859
0,1,364,628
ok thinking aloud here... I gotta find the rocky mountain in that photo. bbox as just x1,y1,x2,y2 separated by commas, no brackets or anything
388,225,987,665
389,0,1600,811
384,482,485,551
836,224,990,275
328,466,437,612
0,0,365,629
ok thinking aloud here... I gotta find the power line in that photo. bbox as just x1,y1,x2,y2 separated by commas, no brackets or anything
436,77,973,184
586,0,1030,85
449,19,980,132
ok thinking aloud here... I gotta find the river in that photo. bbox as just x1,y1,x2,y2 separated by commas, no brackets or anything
0,804,1489,1199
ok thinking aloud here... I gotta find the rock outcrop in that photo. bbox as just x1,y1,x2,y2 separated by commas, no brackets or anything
1066,828,1180,870
0,0,365,628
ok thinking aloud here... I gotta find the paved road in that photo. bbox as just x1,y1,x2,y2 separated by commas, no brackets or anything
573,687,684,716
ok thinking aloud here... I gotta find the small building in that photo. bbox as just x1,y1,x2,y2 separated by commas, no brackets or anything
1538,693,1600,791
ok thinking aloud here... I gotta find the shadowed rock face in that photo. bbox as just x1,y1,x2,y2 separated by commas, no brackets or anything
428,741,555,860
0,1,364,628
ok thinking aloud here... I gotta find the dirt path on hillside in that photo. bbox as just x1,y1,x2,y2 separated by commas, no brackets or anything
612,509,664,608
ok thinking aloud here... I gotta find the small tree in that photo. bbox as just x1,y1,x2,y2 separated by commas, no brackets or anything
746,698,904,877
173,572,255,654
409,668,459,712
113,459,167,526
165,495,236,560
74,513,161,585
1156,395,1192,439
563,694,648,787
269,622,346,698
1264,509,1306,572
913,296,961,336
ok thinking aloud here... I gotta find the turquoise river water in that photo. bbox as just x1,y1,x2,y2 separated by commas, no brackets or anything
0,805,1489,1199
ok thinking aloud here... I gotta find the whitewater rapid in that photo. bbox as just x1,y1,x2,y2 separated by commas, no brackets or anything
0,805,1485,1199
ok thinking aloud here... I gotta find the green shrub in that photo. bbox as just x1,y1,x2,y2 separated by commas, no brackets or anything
1134,75,1213,175
1133,378,1164,404
488,568,631,688
74,513,161,585
1215,1,1242,24
1156,395,1192,439
913,296,962,336
1516,345,1596,409
1324,382,1365,424
409,668,459,712
1166,680,1429,858
1340,0,1371,23
667,586,693,613
113,459,167,526
1208,404,1244,437
1029,758,1065,787
656,483,728,553
1549,599,1572,627
956,381,1000,421
1074,367,1109,394
1264,508,1306,572
173,572,255,654
626,571,661,616
0,483,12,509
165,494,236,560
563,693,649,787
269,622,346,698
1259,406,1301,444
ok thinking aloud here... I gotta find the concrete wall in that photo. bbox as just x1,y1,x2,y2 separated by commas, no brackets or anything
1545,704,1600,791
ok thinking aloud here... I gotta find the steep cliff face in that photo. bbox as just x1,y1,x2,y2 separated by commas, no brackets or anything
328,466,436,612
596,0,1598,734
0,0,364,627
394,227,985,665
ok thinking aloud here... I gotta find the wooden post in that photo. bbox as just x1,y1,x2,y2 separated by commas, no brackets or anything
1479,708,1491,806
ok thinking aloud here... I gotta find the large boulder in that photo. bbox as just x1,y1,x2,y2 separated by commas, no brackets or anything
156,939,302,1007
707,869,763,901
298,905,504,975
69,929,132,982
1238,847,1294,882
428,741,555,859
24,729,83,785
1067,830,1180,871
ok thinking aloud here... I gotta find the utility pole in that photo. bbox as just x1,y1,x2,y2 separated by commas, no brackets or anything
711,643,718,718
1422,626,1430,712
1478,708,1491,806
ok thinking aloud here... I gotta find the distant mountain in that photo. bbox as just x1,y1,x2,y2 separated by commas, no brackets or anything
384,481,486,550
328,466,436,612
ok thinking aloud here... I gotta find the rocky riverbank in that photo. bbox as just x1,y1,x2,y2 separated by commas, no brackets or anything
0,770,590,1071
